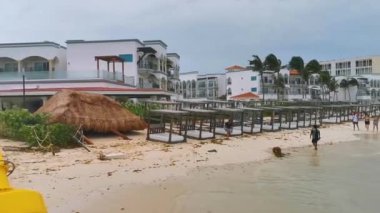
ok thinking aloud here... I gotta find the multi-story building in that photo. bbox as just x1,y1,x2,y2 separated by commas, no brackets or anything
319,56,380,102
179,71,226,100
0,39,181,110
320,56,380,77
225,65,297,100
66,39,181,92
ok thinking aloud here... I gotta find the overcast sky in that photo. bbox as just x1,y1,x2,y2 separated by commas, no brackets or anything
1,0,380,73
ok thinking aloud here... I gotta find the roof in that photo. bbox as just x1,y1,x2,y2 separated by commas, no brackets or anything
230,92,260,101
0,41,66,49
167,53,180,59
66,39,144,46
36,90,146,133
143,40,168,48
225,65,249,72
289,69,301,75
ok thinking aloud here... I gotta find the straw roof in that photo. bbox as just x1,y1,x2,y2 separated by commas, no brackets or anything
36,90,146,133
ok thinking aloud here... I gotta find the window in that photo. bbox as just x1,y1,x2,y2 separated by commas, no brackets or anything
251,87,257,92
4,63,17,72
227,88,232,95
227,77,231,85
251,76,257,81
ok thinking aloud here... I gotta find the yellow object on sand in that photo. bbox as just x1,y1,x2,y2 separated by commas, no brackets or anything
0,151,47,213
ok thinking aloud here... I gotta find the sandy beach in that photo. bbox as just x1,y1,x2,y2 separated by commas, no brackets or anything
1,122,371,212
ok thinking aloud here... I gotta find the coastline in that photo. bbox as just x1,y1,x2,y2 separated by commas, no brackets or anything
2,122,371,212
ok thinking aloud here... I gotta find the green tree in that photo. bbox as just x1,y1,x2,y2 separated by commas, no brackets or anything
249,55,265,100
264,54,282,100
250,54,281,101
319,71,332,100
289,56,305,98
274,73,286,100
339,79,349,101
328,78,339,101
289,57,321,99
348,78,359,102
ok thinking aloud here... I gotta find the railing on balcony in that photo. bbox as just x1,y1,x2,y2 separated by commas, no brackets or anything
0,70,135,86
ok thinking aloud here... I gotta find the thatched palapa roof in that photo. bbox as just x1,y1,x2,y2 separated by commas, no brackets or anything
36,90,146,133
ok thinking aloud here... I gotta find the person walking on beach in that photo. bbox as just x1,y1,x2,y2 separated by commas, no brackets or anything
352,113,359,131
373,116,379,132
364,113,370,131
310,125,320,150
224,119,233,139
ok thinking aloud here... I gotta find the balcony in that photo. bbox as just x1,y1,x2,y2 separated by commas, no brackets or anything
0,70,135,85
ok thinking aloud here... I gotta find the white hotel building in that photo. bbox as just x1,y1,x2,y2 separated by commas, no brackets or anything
319,56,380,102
0,39,181,110
179,71,226,100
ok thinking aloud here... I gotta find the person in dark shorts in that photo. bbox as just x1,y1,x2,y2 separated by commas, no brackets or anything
364,113,370,131
310,125,320,150
224,119,233,139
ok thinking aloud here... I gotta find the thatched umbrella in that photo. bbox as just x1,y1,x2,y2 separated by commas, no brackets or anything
36,90,146,133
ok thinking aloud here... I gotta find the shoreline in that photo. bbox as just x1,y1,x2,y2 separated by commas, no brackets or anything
2,122,373,212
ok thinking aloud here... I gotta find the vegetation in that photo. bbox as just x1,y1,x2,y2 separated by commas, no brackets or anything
327,78,339,101
249,54,281,101
319,71,332,100
122,101,159,118
0,109,76,149
288,57,321,99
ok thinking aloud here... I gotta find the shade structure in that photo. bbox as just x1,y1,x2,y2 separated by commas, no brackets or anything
35,90,147,133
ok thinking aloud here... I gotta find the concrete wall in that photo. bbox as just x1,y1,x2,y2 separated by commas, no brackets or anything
66,41,142,86
226,70,260,100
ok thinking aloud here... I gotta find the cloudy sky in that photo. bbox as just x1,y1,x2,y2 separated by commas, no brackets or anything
1,0,380,73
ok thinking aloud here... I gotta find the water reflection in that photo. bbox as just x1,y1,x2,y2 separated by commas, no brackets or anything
309,151,320,167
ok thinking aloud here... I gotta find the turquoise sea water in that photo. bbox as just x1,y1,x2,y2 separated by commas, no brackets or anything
167,134,380,213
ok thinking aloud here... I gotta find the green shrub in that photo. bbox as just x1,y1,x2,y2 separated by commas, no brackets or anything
122,101,159,118
0,109,76,148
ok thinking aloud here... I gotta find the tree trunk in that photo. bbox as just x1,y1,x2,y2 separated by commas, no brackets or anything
348,87,351,102
261,74,265,101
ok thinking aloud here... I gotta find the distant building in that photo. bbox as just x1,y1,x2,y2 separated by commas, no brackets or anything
320,56,380,77
179,71,226,100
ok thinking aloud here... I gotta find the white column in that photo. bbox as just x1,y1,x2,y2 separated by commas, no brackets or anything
48,60,54,71
17,61,22,72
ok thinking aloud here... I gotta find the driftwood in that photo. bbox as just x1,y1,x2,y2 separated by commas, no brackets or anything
111,129,131,140
2,146,31,152
83,135,94,145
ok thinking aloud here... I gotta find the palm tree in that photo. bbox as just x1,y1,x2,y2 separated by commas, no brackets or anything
264,54,281,99
249,55,265,101
305,60,322,99
289,56,305,98
289,57,321,99
340,79,349,101
348,78,359,102
327,78,339,101
249,54,281,101
319,71,332,101
274,73,286,100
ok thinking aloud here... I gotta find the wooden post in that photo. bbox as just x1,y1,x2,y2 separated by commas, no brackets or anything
107,62,110,72
169,117,173,143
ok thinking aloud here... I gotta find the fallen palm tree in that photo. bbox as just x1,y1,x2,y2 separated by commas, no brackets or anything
35,90,147,137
